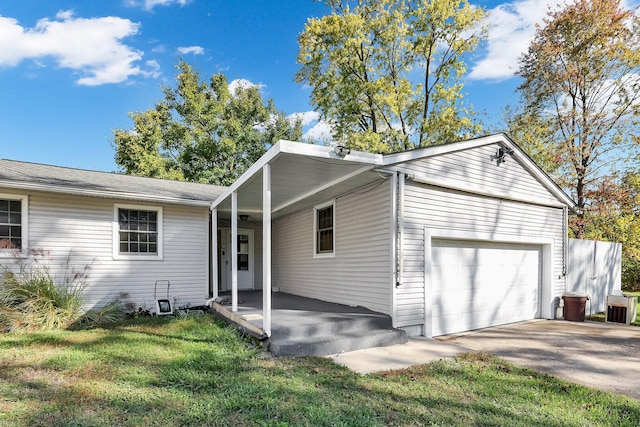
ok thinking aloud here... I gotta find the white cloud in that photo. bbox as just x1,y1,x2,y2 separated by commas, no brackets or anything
126,0,191,11
287,111,320,127
228,78,264,94
0,10,154,85
177,45,204,55
469,0,553,81
302,118,334,143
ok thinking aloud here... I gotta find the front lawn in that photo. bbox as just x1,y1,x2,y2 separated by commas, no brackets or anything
1,316,638,426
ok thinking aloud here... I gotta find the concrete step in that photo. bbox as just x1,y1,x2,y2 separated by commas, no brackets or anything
268,311,393,341
268,328,408,357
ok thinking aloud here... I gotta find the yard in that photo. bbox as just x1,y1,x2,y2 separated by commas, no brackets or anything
1,316,639,426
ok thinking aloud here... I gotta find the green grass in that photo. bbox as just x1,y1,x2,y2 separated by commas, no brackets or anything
587,292,640,326
1,316,639,426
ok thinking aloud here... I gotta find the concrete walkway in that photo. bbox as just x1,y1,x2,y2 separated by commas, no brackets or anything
328,337,466,373
327,320,640,401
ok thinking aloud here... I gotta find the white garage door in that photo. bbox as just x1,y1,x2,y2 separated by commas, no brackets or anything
431,240,541,336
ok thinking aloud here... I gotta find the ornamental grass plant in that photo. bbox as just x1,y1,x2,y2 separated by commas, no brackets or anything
0,249,90,332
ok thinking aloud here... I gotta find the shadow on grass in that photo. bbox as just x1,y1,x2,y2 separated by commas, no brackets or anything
1,316,640,426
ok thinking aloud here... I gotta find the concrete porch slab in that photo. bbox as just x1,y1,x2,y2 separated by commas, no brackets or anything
213,291,407,356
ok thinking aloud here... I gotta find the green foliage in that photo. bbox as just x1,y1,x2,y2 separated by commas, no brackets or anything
296,0,486,152
1,317,639,426
114,60,303,185
516,0,640,237
0,250,89,332
501,105,564,178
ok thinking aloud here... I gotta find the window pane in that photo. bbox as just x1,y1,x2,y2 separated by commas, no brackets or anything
118,208,159,254
0,212,7,224
238,254,249,270
8,200,21,212
0,225,8,238
9,213,21,224
0,200,7,211
316,205,334,254
318,230,333,252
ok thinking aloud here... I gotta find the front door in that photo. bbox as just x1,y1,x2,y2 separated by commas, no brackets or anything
219,228,254,291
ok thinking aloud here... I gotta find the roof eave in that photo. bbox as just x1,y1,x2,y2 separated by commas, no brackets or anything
0,180,214,207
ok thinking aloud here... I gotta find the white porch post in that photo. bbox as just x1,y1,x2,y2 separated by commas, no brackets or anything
231,192,238,312
262,164,272,336
211,208,219,300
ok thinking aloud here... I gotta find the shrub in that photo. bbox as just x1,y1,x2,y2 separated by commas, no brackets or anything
0,249,90,332
73,292,134,329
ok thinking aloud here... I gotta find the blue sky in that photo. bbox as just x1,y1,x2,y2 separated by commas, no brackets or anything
0,0,564,172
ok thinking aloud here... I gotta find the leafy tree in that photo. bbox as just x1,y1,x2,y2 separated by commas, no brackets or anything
296,0,486,152
114,61,302,185
501,105,563,178
516,0,640,237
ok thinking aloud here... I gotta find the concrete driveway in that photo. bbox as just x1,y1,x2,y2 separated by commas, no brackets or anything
446,320,640,400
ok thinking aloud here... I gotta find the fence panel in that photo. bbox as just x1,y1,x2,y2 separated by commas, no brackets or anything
567,239,622,314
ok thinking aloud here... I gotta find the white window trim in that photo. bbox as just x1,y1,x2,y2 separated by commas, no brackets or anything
113,203,163,261
313,200,335,259
0,193,28,257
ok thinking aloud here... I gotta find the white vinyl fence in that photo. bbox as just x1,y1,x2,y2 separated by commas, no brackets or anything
567,239,622,315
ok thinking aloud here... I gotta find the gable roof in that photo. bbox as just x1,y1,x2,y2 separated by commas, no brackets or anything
210,133,575,220
383,133,577,210
0,159,226,206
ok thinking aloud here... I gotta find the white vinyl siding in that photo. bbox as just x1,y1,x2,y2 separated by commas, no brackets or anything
396,150,566,329
396,143,562,207
16,191,209,311
273,180,392,315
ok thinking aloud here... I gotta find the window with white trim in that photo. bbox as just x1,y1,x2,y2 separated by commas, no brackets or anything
114,204,163,259
314,201,335,257
0,195,27,252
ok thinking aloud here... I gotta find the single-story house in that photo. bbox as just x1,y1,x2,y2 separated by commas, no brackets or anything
0,133,576,338
0,159,225,310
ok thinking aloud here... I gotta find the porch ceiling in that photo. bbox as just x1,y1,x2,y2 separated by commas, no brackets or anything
213,141,385,220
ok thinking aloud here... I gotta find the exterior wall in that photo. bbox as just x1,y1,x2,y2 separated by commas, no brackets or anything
272,180,392,315
397,143,562,207
0,189,210,312
396,147,567,329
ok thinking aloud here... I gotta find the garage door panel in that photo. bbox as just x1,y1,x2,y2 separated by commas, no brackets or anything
432,290,537,318
431,240,541,336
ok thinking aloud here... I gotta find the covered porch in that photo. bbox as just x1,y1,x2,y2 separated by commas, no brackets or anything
208,140,392,339
210,291,407,357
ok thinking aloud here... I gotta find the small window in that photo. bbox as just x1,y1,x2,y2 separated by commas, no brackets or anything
315,202,335,256
114,204,162,259
0,195,27,252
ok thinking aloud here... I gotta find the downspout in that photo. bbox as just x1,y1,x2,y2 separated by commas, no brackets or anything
397,171,404,288
562,205,568,278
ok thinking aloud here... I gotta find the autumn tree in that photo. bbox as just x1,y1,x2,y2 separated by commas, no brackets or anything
516,0,640,237
113,61,302,185
296,0,486,152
